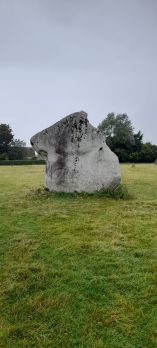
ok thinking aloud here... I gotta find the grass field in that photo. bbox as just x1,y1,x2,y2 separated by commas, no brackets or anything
0,164,157,348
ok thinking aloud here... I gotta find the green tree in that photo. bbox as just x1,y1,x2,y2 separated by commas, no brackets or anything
9,138,27,160
0,124,14,159
98,113,135,161
140,143,157,163
12,138,26,147
98,113,115,138
98,113,134,147
98,113,157,163
0,123,27,160
113,114,134,147
133,131,143,151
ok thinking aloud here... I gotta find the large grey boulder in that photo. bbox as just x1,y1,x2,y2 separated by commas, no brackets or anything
30,111,120,192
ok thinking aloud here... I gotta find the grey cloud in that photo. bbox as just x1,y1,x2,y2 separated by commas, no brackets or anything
0,0,157,144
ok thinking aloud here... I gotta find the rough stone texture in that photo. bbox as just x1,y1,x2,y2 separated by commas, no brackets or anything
30,111,121,192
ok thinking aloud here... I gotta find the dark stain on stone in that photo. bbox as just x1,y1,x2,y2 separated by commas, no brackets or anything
54,129,68,185
78,118,84,133
74,156,79,166
85,118,88,127
77,135,82,143
84,118,88,134
73,121,78,130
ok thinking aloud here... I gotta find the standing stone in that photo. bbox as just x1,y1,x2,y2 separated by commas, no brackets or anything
30,111,121,192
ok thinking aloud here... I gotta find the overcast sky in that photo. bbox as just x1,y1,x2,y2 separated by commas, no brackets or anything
0,0,157,145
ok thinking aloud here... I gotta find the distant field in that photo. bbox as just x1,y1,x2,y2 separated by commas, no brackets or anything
0,164,157,348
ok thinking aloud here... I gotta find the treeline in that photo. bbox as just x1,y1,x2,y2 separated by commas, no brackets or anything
1,116,157,163
0,124,35,160
98,113,157,163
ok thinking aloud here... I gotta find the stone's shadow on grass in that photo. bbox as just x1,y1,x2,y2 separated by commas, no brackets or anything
27,184,131,200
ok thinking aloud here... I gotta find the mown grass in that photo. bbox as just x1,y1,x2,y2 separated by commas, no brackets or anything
0,164,157,348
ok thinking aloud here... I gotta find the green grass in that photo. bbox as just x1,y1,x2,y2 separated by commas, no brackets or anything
0,164,157,348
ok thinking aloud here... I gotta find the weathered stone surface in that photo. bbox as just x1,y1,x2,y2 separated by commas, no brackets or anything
30,111,120,192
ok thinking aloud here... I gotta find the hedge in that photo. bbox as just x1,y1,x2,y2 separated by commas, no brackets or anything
0,160,45,166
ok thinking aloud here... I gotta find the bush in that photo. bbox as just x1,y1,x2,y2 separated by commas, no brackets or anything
0,152,8,160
